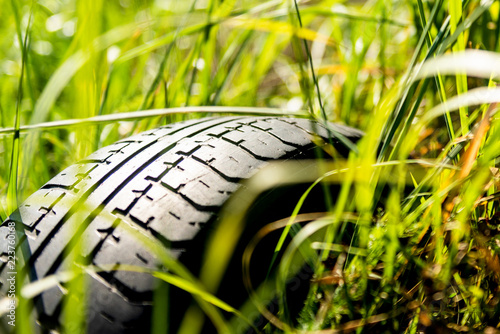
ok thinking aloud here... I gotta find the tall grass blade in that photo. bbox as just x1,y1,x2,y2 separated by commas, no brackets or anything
449,0,470,137
378,0,443,161
292,0,327,121
6,0,35,217
416,0,455,142
0,106,308,137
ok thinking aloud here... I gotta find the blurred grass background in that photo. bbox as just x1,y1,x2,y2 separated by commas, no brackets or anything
0,0,417,209
2,0,500,332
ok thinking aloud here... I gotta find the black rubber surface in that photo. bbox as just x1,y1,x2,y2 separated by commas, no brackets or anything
0,116,362,333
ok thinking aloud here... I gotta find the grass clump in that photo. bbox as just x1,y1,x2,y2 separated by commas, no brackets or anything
1,0,500,333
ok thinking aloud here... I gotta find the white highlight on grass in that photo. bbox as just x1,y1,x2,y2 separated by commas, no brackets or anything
331,3,348,14
33,41,53,55
13,35,20,48
62,20,76,37
1,60,19,76
191,83,201,95
287,96,303,112
46,14,64,32
155,0,191,12
413,49,500,82
194,58,205,70
422,86,500,124
107,46,121,63
355,37,363,54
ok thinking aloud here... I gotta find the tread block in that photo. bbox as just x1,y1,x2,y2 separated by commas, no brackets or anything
126,184,170,226
112,179,152,215
38,285,65,318
289,118,364,141
143,194,212,241
205,124,240,137
160,158,207,191
18,190,79,252
178,162,238,208
17,188,68,228
223,125,296,159
80,212,120,258
86,274,152,334
192,140,262,179
45,163,97,190
92,225,158,294
253,119,313,146
142,156,182,182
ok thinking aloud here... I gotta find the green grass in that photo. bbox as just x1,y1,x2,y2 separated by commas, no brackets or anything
2,0,500,332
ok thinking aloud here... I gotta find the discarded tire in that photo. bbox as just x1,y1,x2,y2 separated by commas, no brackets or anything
0,116,362,333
